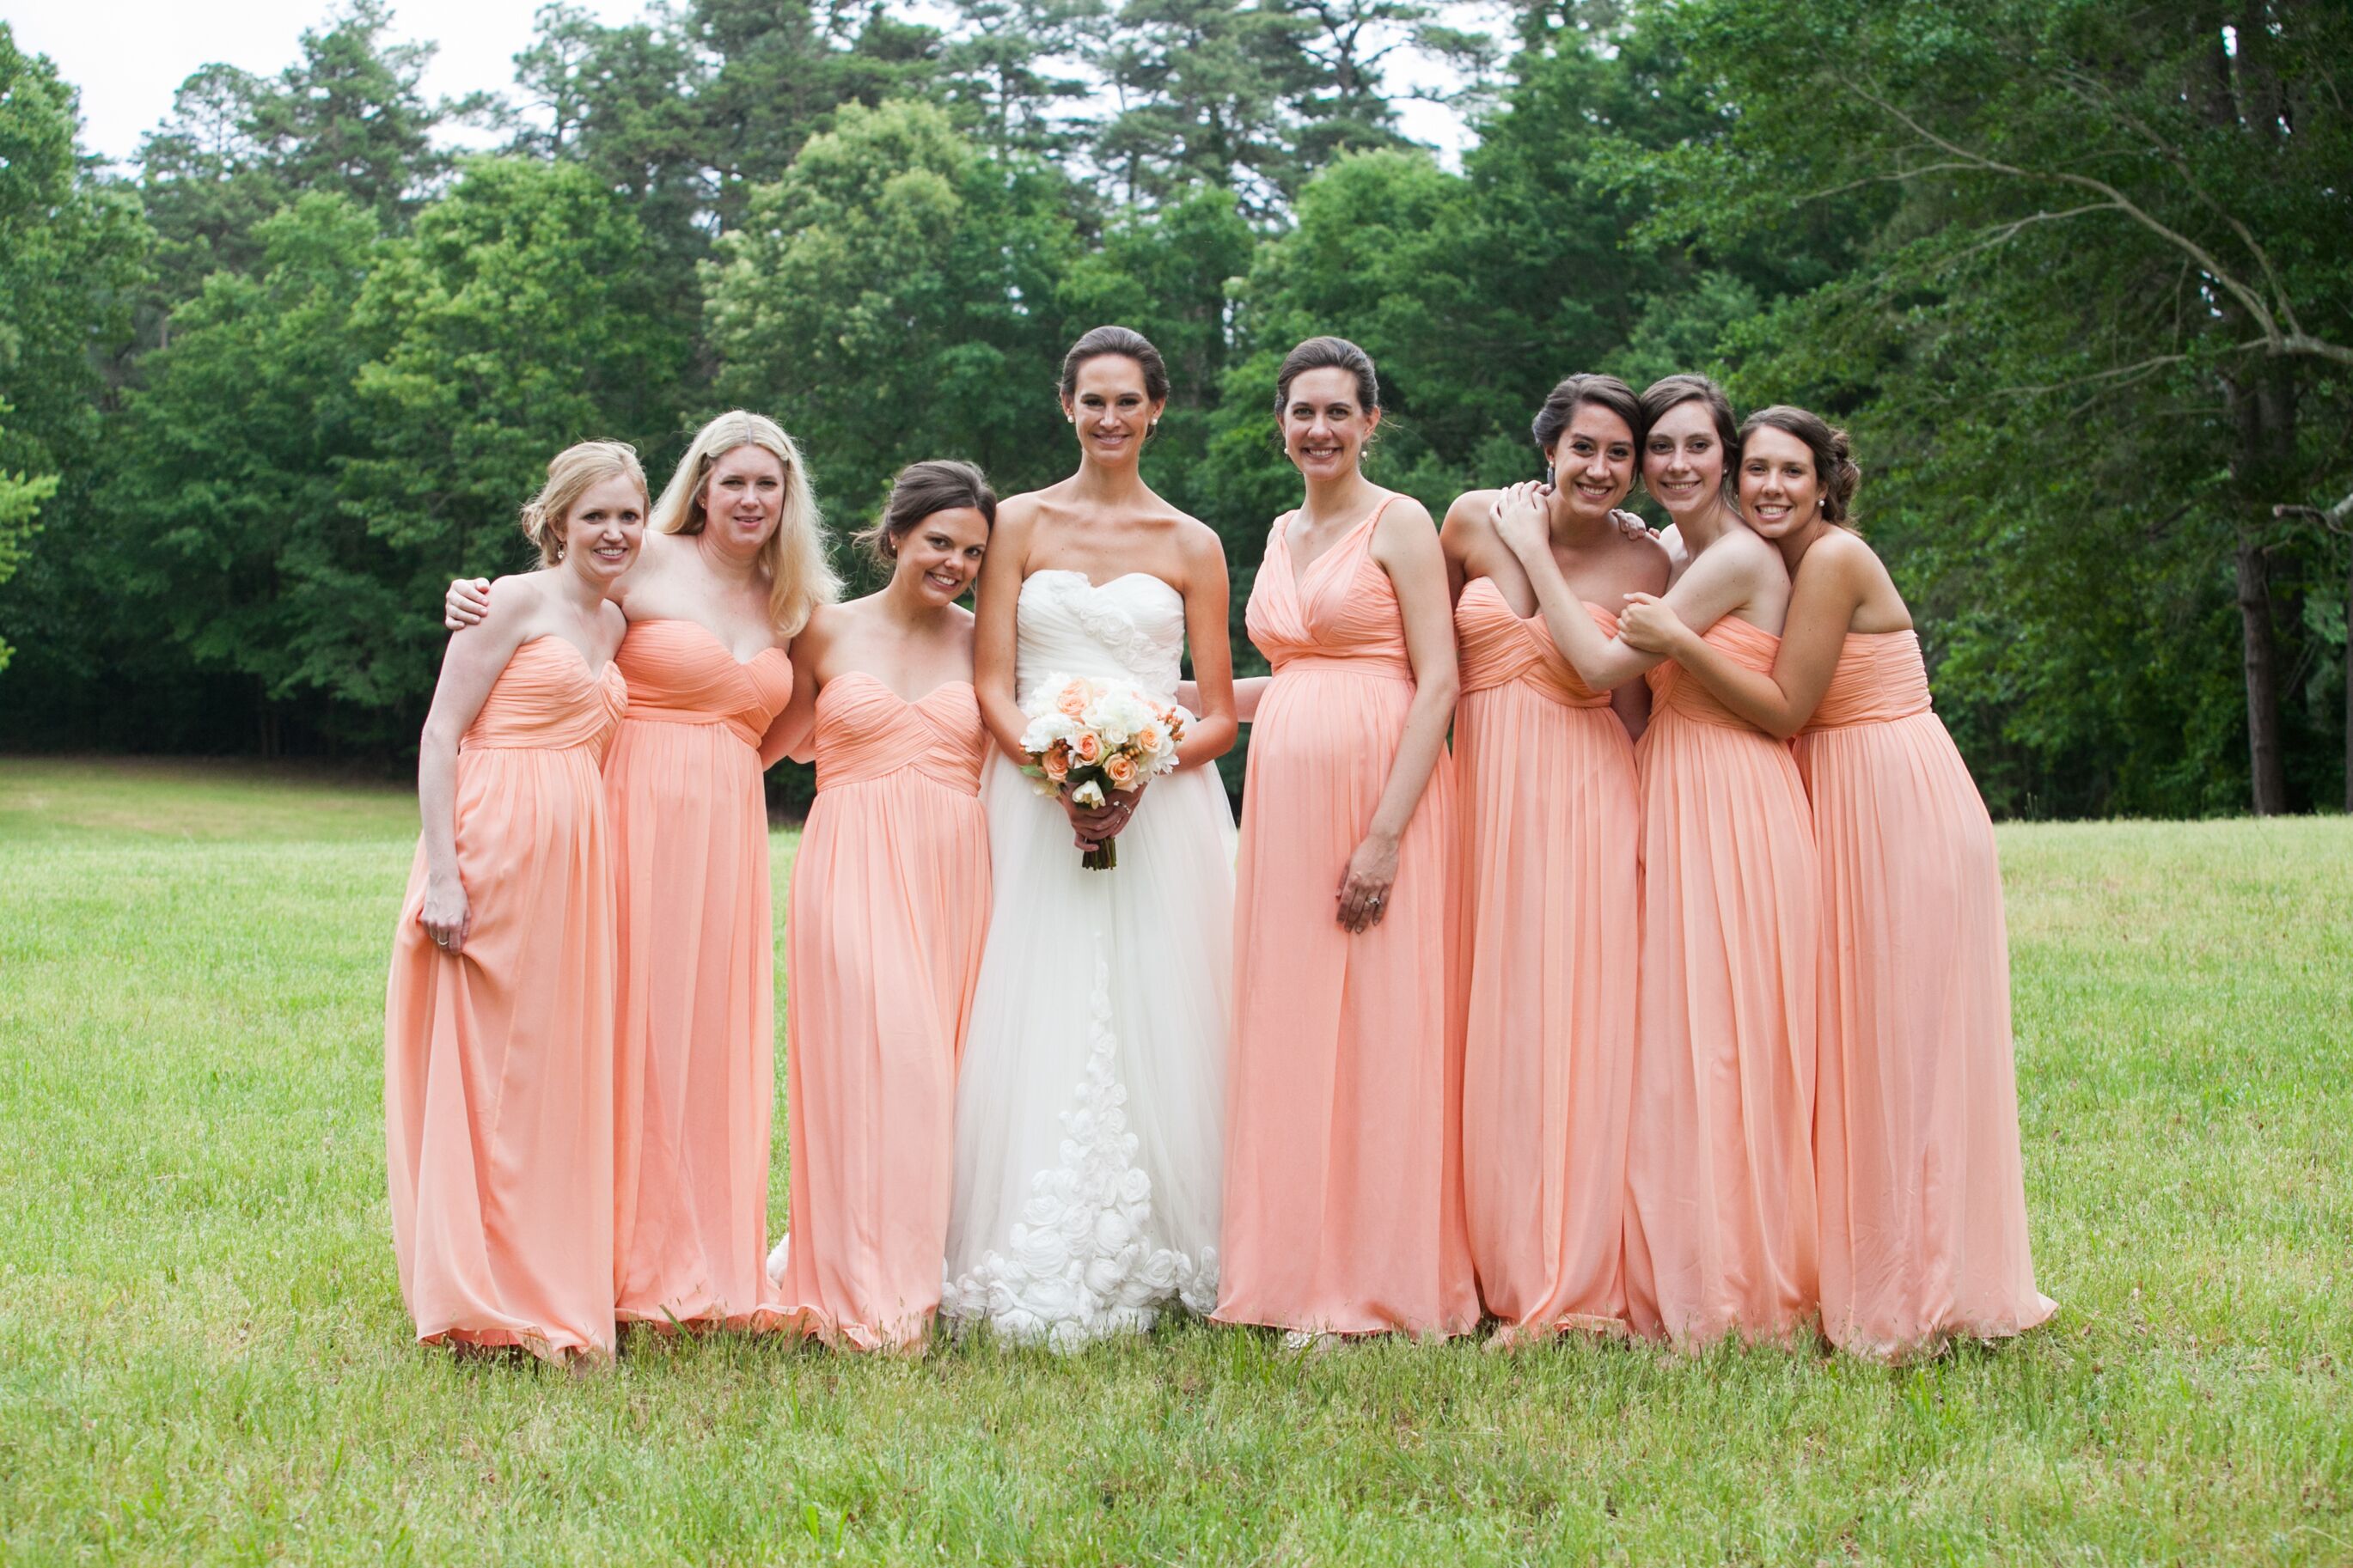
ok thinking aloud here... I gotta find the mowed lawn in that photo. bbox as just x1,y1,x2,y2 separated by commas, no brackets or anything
0,757,2347,1564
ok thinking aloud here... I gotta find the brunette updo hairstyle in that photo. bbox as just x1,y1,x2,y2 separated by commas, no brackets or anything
1739,404,1863,524
1273,335,1380,416
1530,373,1645,462
853,459,998,565
1639,374,1740,457
518,440,647,565
1058,325,1171,406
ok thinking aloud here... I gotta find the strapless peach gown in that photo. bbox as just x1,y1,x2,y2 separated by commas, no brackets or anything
607,619,793,1329
1797,631,2055,1358
1624,618,1820,1348
1453,580,1638,1337
385,637,627,1362
1217,500,1476,1338
773,674,990,1350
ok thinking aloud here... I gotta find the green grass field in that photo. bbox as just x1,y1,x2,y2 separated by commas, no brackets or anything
1,756,2347,1563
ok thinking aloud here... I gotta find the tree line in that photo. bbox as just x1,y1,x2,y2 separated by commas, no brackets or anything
0,0,2345,816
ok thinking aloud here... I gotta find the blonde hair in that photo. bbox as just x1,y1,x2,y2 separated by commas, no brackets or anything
520,440,649,565
650,411,840,635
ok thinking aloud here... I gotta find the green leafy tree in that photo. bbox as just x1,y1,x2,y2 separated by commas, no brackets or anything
1646,0,2353,812
342,156,689,723
0,26,151,689
91,197,391,753
705,100,1081,528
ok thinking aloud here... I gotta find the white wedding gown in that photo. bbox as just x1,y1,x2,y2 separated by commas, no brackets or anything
940,570,1236,1349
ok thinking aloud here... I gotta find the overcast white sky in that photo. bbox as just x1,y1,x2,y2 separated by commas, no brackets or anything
6,0,651,167
5,0,1473,172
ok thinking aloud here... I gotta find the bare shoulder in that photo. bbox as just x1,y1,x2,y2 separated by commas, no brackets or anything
1441,489,1501,535
1809,526,1885,580
1717,523,1789,577
994,489,1049,528
482,571,550,623
1372,491,1443,571
1616,527,1672,593
982,495,1044,572
1378,491,1436,530
1164,508,1222,560
794,598,849,646
1440,490,1504,574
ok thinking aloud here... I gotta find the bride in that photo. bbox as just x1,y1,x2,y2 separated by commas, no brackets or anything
940,325,1240,1348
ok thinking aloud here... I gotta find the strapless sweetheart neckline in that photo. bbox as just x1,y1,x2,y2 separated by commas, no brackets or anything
518,632,619,679
1024,568,1180,599
822,670,976,707
633,616,791,668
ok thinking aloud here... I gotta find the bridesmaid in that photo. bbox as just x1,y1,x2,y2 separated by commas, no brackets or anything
1493,373,1818,1349
447,411,838,1331
1441,374,1666,1345
1216,336,1476,1345
386,441,640,1364
761,461,996,1352
1617,406,2056,1360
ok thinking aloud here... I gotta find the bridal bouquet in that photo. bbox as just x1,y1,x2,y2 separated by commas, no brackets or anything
1018,674,1188,869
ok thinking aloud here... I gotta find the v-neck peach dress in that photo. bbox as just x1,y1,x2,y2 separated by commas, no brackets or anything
1215,498,1476,1339
1797,631,2055,1360
385,636,628,1363
1623,617,1821,1349
607,618,795,1330
1452,578,1639,1339
772,673,991,1351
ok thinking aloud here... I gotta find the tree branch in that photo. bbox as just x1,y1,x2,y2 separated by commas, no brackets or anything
2273,491,2353,533
1839,77,2299,356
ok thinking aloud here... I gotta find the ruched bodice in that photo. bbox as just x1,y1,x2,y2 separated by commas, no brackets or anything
813,674,987,795
1805,630,1932,730
460,637,627,754
1014,570,1184,704
1454,578,1614,709
614,619,793,748
1246,501,1413,680
1647,617,1784,729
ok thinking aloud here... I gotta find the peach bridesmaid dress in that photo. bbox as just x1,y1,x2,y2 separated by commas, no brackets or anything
1453,579,1638,1339
607,619,794,1329
1623,618,1820,1348
1797,631,2056,1359
773,674,991,1351
385,637,627,1362
1216,498,1476,1338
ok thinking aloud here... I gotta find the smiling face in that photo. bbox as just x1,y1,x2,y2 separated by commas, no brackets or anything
1280,365,1379,483
1062,354,1163,467
1546,401,1637,521
1737,424,1824,539
561,474,646,587
700,443,787,553
890,505,991,607
1643,398,1728,519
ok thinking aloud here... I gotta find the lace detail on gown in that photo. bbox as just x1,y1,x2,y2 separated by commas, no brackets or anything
1021,572,1183,701
942,949,1217,1348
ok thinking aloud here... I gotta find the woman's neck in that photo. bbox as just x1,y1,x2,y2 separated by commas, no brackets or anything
694,525,765,585
1669,492,1739,553
552,558,608,615
1775,516,1830,574
876,570,951,630
1068,452,1152,508
1543,489,1618,549
1299,468,1381,528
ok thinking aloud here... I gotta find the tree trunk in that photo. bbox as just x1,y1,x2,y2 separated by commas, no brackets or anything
2234,531,2288,814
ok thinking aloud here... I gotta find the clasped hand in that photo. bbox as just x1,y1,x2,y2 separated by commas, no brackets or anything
1614,592,1690,655
1064,784,1142,851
